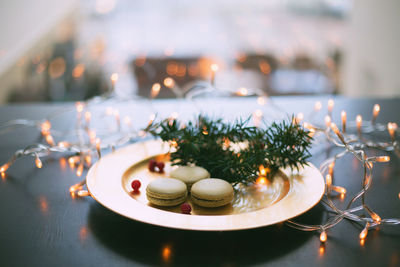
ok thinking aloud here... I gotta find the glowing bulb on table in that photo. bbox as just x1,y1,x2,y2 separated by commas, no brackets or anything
328,99,334,114
359,224,369,240
372,104,380,123
376,156,390,162
151,83,161,98
326,174,332,191
387,122,397,141
0,163,10,173
320,231,327,242
356,115,362,135
75,102,84,113
341,111,346,133
324,116,331,128
314,101,322,111
35,157,42,169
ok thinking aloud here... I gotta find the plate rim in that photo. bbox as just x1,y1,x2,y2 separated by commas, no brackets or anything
86,139,325,231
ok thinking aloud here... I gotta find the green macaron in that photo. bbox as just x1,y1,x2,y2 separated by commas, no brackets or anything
170,166,210,190
191,178,234,208
146,178,187,206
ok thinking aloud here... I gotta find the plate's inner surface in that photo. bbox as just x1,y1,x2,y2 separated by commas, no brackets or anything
122,155,290,216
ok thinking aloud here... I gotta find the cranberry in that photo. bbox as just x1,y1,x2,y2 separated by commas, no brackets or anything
156,162,165,173
131,179,141,192
148,159,157,172
180,203,192,214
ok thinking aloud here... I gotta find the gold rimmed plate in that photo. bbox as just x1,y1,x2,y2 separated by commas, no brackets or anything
86,140,325,231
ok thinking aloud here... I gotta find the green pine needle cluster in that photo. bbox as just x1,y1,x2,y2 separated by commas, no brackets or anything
145,115,312,185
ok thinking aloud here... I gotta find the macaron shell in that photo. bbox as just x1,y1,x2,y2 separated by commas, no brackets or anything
191,194,233,208
146,178,187,206
191,178,234,207
147,194,187,207
146,178,187,198
170,166,210,185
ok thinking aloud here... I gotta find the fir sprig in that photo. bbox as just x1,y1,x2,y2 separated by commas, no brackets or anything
145,115,312,185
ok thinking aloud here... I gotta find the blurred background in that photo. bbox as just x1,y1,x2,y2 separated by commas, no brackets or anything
0,0,399,103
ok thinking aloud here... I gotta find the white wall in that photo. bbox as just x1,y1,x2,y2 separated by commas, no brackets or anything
343,0,400,97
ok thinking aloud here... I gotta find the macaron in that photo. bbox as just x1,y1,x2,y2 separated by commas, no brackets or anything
146,178,187,206
191,178,234,208
170,166,210,190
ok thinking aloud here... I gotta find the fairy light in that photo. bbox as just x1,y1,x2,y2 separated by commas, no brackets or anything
320,230,327,243
77,190,90,197
372,104,380,124
332,185,346,194
210,64,218,86
296,113,304,124
151,83,161,98
375,156,390,162
85,155,92,166
0,163,10,173
95,138,101,158
328,161,335,176
84,111,91,123
370,212,381,223
76,102,84,113
259,165,267,176
326,174,332,192
111,73,119,86
45,134,55,146
257,96,266,106
76,162,84,177
164,77,175,88
356,115,362,136
35,156,42,169
68,157,75,168
237,87,248,96
256,176,268,185
341,111,346,133
327,99,334,115
58,141,70,148
41,120,51,135
388,122,397,141
148,114,156,125
324,115,331,128
314,101,322,111
359,223,369,240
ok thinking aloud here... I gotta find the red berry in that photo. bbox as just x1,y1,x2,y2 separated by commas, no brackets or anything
156,162,165,173
148,159,157,172
131,179,141,192
180,203,192,214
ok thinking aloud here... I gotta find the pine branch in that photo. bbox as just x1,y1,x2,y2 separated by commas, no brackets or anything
145,115,313,185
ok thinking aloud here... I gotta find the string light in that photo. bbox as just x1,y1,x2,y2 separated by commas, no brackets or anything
151,83,161,98
356,115,362,136
314,101,322,111
0,163,9,173
76,162,84,177
359,223,369,240
324,115,331,128
372,104,380,124
320,230,327,243
0,81,398,245
95,138,101,158
35,156,42,169
341,111,346,133
387,122,397,141
328,99,334,115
